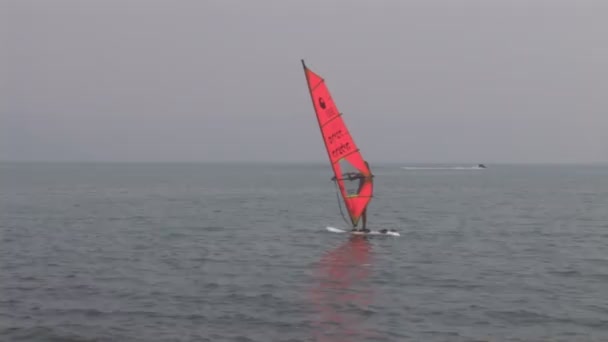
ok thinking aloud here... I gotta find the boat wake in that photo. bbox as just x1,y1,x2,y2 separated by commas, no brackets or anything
401,165,485,171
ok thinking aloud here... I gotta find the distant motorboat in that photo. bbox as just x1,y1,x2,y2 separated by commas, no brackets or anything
477,164,487,169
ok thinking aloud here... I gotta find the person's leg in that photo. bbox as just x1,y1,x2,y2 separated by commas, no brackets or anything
362,209,367,230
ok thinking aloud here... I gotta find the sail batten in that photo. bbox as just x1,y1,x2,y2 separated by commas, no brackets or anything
320,113,343,129
333,149,360,164
301,59,373,227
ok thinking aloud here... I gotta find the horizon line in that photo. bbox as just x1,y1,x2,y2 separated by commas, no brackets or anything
1,160,607,165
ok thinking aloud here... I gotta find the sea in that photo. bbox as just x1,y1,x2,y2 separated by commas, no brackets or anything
1,162,607,342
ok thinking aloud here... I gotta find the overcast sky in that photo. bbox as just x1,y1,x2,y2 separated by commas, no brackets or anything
2,0,607,163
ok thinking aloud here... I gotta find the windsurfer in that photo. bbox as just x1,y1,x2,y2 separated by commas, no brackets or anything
331,161,373,232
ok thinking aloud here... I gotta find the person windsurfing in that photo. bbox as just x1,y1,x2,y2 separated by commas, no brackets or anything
332,161,373,232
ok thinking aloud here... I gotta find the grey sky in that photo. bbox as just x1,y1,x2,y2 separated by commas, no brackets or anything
2,0,607,163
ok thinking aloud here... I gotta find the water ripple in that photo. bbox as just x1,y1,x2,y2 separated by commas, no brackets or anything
2,163,608,341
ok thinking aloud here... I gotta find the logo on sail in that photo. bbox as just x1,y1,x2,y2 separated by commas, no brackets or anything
318,97,326,109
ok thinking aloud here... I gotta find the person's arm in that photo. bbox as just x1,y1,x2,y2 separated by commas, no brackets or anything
332,172,365,181
345,173,357,180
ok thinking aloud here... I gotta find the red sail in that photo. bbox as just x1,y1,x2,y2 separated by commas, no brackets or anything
302,60,373,227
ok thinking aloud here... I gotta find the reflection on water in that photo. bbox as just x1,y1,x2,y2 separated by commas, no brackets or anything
310,236,374,342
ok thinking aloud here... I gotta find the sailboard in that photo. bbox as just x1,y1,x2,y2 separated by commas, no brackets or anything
301,59,374,229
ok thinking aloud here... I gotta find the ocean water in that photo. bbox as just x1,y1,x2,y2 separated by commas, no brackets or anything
1,162,607,342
